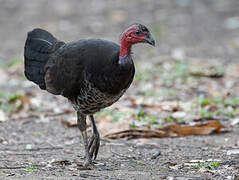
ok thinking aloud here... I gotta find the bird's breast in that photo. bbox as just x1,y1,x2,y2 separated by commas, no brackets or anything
70,77,126,114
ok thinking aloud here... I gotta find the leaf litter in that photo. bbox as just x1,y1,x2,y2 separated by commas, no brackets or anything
1,57,239,140
104,120,226,139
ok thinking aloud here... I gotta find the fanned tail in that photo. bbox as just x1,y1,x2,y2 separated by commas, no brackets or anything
24,28,64,89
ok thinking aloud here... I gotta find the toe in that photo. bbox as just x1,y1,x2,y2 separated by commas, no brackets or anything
93,142,100,160
89,135,100,159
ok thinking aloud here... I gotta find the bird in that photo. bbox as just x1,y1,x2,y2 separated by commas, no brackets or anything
24,23,155,166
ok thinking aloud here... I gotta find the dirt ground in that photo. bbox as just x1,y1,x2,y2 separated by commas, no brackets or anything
0,117,238,179
0,0,239,179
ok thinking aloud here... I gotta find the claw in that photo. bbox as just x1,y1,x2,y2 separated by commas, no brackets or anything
93,143,99,160
88,115,100,160
89,133,100,160
88,134,95,150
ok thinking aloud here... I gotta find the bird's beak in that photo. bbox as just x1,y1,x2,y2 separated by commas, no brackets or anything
143,33,155,46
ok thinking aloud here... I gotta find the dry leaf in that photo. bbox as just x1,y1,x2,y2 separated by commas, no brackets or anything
104,129,169,139
157,120,225,136
9,95,31,112
61,118,77,127
189,61,224,78
104,120,226,139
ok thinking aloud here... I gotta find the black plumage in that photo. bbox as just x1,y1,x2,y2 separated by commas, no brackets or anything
24,28,64,89
24,24,155,166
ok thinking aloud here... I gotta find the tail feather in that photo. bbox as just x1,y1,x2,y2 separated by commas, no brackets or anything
24,28,64,89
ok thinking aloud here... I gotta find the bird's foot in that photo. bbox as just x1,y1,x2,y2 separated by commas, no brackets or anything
74,158,95,170
84,155,92,166
83,160,95,169
89,132,100,160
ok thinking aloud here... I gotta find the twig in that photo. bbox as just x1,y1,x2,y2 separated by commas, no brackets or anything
6,153,53,156
0,166,27,169
27,147,63,151
0,164,45,169
0,147,63,152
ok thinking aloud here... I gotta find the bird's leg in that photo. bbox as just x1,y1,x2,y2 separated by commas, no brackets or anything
88,115,100,160
77,112,92,166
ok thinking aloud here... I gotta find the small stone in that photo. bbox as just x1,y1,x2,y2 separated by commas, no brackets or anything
230,118,239,126
151,151,161,159
26,144,32,150
227,149,239,155
172,111,186,119
0,110,7,122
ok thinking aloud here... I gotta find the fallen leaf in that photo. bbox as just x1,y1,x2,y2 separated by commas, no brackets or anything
104,120,226,139
190,65,224,78
157,120,226,136
104,129,169,139
61,118,77,127
8,95,31,112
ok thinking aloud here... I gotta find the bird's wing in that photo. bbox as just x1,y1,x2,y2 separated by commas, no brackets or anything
44,39,120,98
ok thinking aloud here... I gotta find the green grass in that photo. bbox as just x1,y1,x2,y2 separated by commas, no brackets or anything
0,90,23,101
0,90,11,98
218,97,239,107
34,132,41,137
0,57,23,69
134,66,155,82
192,161,220,170
25,165,36,171
199,107,214,118
0,91,24,112
194,94,239,118
197,94,212,106
172,61,189,78
95,109,125,122
165,116,173,122
133,107,157,122
135,62,163,82
130,107,158,127
164,116,185,123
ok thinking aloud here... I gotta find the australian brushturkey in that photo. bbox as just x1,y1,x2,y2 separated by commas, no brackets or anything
24,23,155,166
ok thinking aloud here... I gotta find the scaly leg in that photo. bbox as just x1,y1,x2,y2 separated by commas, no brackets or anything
77,111,92,166
88,115,100,160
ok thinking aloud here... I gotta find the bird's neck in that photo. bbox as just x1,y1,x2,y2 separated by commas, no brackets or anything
119,35,132,58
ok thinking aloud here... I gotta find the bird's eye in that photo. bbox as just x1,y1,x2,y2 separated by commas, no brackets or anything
142,27,147,32
135,30,140,35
